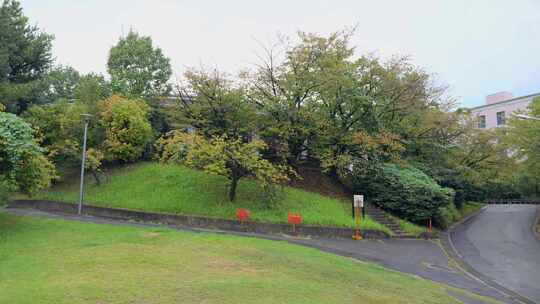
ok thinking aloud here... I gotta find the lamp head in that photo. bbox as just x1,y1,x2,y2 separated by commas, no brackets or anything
80,113,92,122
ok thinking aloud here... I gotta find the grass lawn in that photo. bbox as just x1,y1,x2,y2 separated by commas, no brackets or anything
0,212,497,304
32,162,390,233
459,202,485,218
398,218,427,236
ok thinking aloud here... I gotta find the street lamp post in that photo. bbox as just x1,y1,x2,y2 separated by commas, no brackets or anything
78,114,92,215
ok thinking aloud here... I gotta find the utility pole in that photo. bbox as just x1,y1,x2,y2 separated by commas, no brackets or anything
78,114,92,215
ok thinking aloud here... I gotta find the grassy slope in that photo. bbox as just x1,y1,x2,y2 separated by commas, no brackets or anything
34,162,389,233
0,212,497,304
459,202,485,218
396,202,486,236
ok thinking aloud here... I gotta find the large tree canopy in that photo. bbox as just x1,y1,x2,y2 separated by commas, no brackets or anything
107,31,172,99
176,69,256,139
0,0,54,113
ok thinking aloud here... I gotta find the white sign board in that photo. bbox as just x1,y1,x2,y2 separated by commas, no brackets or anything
353,195,364,208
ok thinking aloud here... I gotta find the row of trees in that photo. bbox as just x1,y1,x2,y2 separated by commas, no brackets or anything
1,0,538,226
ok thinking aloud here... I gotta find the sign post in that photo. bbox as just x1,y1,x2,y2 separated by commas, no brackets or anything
352,195,364,240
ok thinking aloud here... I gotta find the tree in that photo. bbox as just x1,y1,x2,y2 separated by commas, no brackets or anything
42,65,81,103
247,32,330,164
0,0,54,113
176,68,257,139
75,73,111,105
107,31,172,99
22,100,87,166
156,131,293,201
98,95,152,162
0,112,55,198
501,97,540,196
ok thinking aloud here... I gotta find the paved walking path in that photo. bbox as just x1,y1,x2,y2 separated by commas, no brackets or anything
2,208,524,304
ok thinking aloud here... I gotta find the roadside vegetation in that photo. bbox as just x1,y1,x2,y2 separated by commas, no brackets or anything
35,162,389,233
0,212,499,304
2,0,538,231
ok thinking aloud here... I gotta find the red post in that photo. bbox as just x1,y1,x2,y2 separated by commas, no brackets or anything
288,213,302,235
236,208,250,224
427,218,432,233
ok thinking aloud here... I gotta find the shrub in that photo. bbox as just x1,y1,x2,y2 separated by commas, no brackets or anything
0,179,11,206
0,112,56,195
417,165,486,209
353,163,454,224
434,202,460,229
22,100,86,165
98,95,152,162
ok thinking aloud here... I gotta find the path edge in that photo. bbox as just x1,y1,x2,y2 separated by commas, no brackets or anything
7,199,393,239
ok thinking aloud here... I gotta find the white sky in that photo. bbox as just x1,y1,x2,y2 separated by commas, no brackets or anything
21,0,540,107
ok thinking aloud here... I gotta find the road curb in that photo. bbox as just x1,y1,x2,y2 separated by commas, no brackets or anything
7,199,391,239
441,207,536,304
533,208,540,241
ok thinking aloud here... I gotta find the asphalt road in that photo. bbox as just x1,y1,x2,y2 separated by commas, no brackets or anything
451,205,540,303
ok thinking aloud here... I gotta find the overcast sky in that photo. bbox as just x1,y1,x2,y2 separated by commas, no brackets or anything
21,0,540,107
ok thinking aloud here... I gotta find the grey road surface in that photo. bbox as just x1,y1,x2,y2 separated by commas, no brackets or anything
451,205,540,303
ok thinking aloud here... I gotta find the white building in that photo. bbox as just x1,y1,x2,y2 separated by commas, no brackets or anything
469,91,540,129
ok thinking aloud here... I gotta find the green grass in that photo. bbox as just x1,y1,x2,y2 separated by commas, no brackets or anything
0,212,499,304
459,202,485,218
33,162,389,233
398,219,427,236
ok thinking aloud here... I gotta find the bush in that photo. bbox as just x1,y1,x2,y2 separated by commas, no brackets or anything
417,165,486,209
352,163,454,224
434,202,460,229
0,179,12,206
0,112,56,195
98,95,152,162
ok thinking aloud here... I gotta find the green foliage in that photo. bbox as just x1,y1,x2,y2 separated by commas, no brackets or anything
98,95,152,162
156,131,294,201
0,112,55,195
107,30,172,98
74,72,111,105
0,0,54,113
42,65,80,102
35,162,387,231
22,100,87,165
353,163,454,223
434,202,460,229
177,69,256,139
0,178,10,206
501,97,540,197
85,147,104,185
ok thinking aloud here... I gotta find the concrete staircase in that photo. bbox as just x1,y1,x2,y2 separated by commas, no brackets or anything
364,205,413,238
289,166,418,238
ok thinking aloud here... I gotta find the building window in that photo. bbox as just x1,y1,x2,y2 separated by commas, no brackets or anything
478,115,486,128
496,111,506,126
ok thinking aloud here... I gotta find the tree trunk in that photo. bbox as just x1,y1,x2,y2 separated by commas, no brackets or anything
92,171,101,186
228,176,239,201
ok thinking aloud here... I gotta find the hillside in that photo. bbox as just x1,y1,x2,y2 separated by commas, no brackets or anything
34,162,389,232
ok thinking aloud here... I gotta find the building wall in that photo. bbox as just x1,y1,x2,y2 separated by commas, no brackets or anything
469,93,539,129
